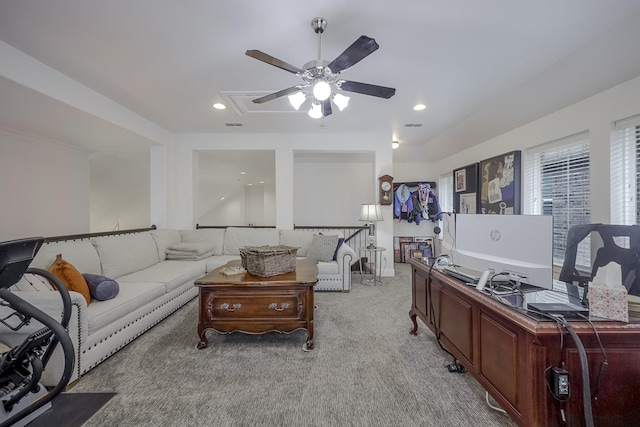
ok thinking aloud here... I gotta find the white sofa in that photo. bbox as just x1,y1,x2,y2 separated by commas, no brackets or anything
0,227,356,386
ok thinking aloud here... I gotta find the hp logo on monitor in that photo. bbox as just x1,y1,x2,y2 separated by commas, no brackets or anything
490,229,501,241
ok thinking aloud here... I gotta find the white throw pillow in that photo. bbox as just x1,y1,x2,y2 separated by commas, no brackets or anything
307,234,339,263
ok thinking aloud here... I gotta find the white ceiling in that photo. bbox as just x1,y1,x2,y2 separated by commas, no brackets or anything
2,1,640,163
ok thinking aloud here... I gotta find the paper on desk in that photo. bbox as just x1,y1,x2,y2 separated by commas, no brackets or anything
591,261,622,288
589,262,628,322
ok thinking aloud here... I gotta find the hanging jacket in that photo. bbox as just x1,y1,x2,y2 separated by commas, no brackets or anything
409,191,422,224
417,182,442,221
394,184,413,220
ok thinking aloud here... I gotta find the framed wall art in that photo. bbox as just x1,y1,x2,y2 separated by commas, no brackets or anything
479,150,521,214
452,163,479,214
455,169,466,192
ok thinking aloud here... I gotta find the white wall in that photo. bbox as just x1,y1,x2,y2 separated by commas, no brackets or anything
170,132,392,229
263,183,276,226
90,151,150,232
293,152,375,226
167,131,395,275
409,75,640,225
197,181,244,226
0,128,90,240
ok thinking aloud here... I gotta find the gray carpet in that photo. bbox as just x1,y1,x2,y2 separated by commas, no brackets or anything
69,263,516,427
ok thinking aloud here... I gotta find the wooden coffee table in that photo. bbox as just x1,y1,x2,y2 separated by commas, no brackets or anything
194,259,318,351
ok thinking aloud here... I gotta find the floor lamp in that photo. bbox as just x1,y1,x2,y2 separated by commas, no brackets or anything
359,204,384,249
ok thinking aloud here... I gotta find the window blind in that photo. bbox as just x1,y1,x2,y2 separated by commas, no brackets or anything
524,132,591,266
438,172,453,214
611,114,640,225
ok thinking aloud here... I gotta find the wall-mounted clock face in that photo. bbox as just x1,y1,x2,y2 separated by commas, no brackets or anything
379,175,393,205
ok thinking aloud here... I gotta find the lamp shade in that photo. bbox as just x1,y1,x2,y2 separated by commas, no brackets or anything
332,93,350,111
308,102,323,119
288,91,306,110
359,204,384,222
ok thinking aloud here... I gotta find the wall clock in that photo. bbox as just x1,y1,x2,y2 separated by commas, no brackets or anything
378,175,394,205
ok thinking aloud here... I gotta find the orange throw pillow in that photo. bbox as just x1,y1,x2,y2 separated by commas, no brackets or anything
48,254,91,305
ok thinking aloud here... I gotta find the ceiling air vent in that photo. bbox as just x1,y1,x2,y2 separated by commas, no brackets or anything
404,123,423,127
225,123,244,127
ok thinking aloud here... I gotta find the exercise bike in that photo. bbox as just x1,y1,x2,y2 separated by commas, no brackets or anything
0,237,75,427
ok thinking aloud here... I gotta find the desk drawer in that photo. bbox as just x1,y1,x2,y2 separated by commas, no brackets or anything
202,290,304,321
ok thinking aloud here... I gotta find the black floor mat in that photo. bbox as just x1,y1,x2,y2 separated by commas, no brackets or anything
26,392,115,427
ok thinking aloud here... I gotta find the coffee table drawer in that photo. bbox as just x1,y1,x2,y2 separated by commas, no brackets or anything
202,290,305,321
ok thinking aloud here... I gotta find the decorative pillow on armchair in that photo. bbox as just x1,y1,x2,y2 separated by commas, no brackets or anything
48,254,91,305
82,274,120,301
332,237,345,261
307,234,340,263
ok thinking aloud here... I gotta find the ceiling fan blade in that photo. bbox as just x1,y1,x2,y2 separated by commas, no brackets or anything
339,80,396,99
322,99,332,117
245,50,304,75
327,36,379,74
252,86,303,104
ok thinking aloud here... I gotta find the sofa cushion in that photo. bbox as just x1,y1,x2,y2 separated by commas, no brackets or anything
13,273,57,292
83,273,119,301
150,229,182,260
166,242,214,255
307,234,340,263
91,232,160,279
85,282,165,335
223,227,280,255
48,255,92,305
279,230,315,257
317,261,340,275
180,229,226,256
117,260,207,293
30,240,101,275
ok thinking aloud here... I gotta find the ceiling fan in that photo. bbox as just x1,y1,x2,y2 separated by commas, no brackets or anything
245,17,396,118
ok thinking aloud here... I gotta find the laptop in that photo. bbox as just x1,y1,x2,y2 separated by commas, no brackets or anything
527,302,589,317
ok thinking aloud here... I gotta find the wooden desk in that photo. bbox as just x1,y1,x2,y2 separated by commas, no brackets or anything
195,259,317,351
408,258,640,427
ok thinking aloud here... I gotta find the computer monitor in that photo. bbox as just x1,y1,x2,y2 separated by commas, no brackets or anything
442,214,554,290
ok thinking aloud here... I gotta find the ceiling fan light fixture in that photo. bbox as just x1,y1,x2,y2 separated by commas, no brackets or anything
308,102,323,119
288,91,306,110
312,80,331,101
332,93,350,111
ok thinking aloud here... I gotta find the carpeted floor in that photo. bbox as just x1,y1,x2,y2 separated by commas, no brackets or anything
66,263,516,427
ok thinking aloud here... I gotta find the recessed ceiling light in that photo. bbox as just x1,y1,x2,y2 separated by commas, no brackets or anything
413,104,427,111
213,103,226,110
392,141,400,149
259,181,265,184
221,197,225,200
240,171,246,175
247,183,252,186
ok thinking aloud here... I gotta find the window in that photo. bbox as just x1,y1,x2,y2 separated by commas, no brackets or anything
438,172,453,214
524,132,591,267
611,114,640,225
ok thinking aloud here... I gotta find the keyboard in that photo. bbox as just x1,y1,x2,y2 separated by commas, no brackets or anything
442,265,510,284
489,282,543,295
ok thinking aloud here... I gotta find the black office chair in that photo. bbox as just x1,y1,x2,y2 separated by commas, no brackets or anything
559,224,640,304
0,238,75,427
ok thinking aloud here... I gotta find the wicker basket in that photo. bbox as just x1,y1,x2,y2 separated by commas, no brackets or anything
239,245,298,277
